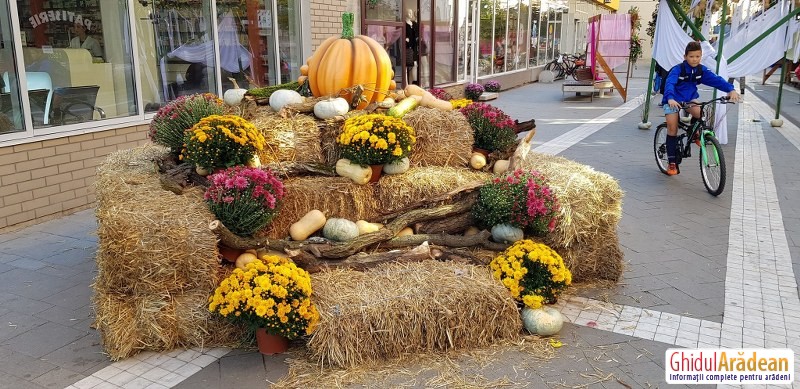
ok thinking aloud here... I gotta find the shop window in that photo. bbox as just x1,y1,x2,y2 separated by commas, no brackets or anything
0,3,23,134
530,0,541,67
17,0,137,128
492,1,508,74
365,0,402,22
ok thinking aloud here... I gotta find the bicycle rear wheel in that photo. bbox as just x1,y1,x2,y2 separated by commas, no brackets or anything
699,132,726,196
654,123,669,174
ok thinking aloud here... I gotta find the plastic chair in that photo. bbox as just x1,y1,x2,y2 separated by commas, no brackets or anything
25,72,53,125
52,85,105,124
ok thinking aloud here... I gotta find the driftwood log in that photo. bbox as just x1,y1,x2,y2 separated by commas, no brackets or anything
417,212,474,235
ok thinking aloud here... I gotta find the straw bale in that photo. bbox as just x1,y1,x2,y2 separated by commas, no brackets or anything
520,152,623,248
376,167,492,214
307,260,522,368
403,107,474,167
95,144,166,207
251,113,324,164
519,152,624,281
259,176,379,239
93,289,245,360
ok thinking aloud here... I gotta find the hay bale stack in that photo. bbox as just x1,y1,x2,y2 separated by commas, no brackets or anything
520,152,625,281
307,261,522,368
252,114,324,164
94,145,238,360
259,176,379,239
402,107,473,167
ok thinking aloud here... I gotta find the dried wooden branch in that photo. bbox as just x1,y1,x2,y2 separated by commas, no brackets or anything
383,230,492,249
417,212,475,235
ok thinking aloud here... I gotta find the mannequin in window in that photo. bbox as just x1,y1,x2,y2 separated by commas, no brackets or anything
405,9,419,84
69,22,103,60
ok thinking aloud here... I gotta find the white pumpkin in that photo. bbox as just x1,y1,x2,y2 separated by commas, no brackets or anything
195,166,210,176
269,89,304,111
383,157,410,175
235,252,259,270
521,306,564,336
491,223,523,243
322,218,359,241
223,78,247,107
313,97,350,119
247,154,262,168
470,153,487,169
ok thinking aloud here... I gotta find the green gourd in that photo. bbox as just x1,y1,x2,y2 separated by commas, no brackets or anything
521,306,564,336
322,218,359,241
386,95,421,117
491,224,523,243
383,157,410,175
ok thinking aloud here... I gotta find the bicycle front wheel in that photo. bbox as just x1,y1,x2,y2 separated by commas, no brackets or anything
699,133,726,196
654,123,669,174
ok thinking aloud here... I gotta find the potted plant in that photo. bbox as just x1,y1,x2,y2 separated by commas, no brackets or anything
181,114,266,172
490,240,572,309
483,80,501,93
204,166,285,237
148,93,225,154
336,113,416,182
464,82,484,100
459,102,517,153
472,168,560,237
427,87,452,101
208,255,321,354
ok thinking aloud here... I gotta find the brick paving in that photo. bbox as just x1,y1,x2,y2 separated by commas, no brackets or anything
1,67,798,388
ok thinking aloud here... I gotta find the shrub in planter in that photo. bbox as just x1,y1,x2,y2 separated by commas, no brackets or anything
205,166,285,236
428,87,452,101
464,82,484,100
336,114,416,165
472,168,560,236
484,80,501,93
181,115,265,170
148,93,225,154
490,240,572,308
459,102,516,152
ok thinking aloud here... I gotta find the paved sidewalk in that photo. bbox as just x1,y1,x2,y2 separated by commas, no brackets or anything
1,66,798,389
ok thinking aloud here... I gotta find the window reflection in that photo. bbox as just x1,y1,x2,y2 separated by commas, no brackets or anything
17,0,137,127
1,2,22,134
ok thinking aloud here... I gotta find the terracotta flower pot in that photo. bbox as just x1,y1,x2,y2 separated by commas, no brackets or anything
368,164,384,184
255,328,289,355
218,244,242,263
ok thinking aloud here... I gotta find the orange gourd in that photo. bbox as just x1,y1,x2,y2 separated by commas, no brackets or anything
305,13,393,109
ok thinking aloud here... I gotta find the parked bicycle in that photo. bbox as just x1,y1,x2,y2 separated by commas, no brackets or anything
653,96,734,196
544,53,587,80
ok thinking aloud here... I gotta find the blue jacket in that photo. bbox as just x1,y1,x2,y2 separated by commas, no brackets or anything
661,61,733,105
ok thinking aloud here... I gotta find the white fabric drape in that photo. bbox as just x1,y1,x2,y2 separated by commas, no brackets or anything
722,0,789,77
653,0,693,71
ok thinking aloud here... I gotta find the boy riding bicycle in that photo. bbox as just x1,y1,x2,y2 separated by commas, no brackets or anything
662,41,740,176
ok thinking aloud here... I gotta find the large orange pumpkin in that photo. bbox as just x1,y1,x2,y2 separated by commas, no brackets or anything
302,13,395,109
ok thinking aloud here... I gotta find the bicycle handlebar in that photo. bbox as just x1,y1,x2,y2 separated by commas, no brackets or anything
679,96,734,109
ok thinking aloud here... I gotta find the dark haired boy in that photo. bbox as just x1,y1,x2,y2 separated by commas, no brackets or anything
661,41,740,176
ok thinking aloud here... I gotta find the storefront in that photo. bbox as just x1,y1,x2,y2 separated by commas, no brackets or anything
0,0,615,230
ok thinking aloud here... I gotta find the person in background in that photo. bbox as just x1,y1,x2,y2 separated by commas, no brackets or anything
69,22,103,59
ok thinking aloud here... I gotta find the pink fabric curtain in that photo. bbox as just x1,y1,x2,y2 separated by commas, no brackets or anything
587,14,631,79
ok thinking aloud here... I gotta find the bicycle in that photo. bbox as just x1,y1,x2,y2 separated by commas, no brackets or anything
653,96,734,196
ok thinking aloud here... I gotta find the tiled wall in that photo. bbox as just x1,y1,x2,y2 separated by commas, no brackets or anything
309,0,357,50
0,126,149,231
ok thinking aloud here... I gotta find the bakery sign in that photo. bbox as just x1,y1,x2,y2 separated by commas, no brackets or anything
28,10,94,31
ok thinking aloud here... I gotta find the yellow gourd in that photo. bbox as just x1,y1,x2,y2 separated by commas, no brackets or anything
335,158,372,185
404,84,453,111
464,226,480,236
470,153,487,169
493,159,510,174
355,220,383,234
235,252,258,270
305,13,393,108
289,210,327,241
396,227,414,237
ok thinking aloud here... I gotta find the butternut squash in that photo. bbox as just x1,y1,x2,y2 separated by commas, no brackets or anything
463,226,480,236
289,210,327,241
335,158,372,185
355,220,383,235
404,84,453,111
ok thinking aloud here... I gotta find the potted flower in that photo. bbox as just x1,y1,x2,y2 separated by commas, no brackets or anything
336,114,416,181
490,240,571,308
148,93,225,154
464,82,484,100
472,168,560,237
459,102,517,153
483,80,501,93
449,98,472,110
204,166,285,237
181,114,266,172
209,255,320,354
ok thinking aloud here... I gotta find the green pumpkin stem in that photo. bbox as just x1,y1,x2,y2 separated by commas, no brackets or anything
341,13,355,39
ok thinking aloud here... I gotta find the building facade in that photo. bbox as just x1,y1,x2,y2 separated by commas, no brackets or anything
0,0,616,230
